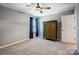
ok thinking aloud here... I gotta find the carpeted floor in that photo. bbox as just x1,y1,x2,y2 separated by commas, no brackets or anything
0,38,76,55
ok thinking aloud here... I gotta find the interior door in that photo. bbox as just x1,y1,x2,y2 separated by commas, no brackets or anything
61,15,76,43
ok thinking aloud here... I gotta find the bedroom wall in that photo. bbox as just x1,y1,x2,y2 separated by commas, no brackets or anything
0,5,31,47
39,10,74,41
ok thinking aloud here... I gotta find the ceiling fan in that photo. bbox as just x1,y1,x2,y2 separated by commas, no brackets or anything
26,3,51,13
36,3,51,13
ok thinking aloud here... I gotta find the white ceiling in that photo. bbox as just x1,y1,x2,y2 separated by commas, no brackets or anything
0,3,75,17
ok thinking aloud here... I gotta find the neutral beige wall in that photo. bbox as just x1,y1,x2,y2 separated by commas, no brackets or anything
0,5,30,47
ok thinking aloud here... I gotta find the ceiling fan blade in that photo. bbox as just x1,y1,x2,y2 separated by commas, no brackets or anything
43,7,51,9
26,3,35,6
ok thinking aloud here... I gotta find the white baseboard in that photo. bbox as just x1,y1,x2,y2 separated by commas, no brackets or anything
0,38,29,49
62,41,76,44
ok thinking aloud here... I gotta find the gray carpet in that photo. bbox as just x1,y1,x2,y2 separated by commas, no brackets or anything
0,38,76,55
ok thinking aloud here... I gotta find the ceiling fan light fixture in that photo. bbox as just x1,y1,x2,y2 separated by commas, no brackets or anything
40,10,43,13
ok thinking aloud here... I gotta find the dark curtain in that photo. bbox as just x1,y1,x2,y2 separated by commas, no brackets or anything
29,17,33,38
36,18,39,37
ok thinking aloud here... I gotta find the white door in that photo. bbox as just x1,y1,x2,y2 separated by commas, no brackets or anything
61,15,76,44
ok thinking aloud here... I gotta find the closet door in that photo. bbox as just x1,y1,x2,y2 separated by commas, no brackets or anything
49,21,57,40
43,21,57,41
43,22,50,38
